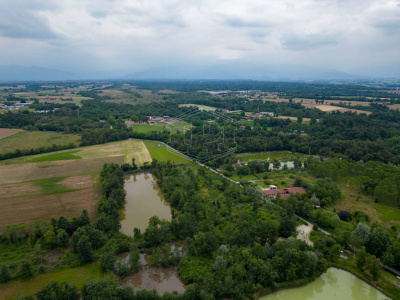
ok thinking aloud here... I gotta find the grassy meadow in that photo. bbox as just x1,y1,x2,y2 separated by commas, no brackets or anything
0,131,81,154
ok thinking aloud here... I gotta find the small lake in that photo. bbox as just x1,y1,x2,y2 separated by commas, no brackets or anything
120,172,171,236
259,268,389,300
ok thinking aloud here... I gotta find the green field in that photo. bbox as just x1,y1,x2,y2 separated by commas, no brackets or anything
28,150,81,162
236,151,306,162
0,264,103,300
373,203,400,222
31,177,78,195
144,141,190,164
179,104,217,111
132,121,190,134
0,131,81,154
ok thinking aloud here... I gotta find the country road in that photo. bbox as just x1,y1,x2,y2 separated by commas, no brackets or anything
160,142,332,238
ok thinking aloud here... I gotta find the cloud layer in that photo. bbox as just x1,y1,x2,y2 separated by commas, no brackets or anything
0,0,399,76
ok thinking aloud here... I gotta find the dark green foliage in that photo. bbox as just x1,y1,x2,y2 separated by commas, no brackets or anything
100,245,116,273
57,229,69,248
77,210,91,227
57,216,71,231
35,281,79,300
77,236,94,263
0,264,11,282
18,260,34,278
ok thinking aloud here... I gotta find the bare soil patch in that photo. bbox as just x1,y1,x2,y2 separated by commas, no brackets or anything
0,128,23,140
296,224,314,246
0,187,100,232
0,182,41,198
58,175,94,189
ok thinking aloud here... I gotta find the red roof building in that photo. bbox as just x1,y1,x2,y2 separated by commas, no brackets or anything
262,187,307,200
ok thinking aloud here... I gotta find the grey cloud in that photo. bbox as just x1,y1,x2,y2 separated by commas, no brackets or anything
225,17,269,28
0,14,58,40
282,34,339,50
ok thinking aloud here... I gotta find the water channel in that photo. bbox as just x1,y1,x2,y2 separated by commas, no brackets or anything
120,172,171,235
260,268,389,300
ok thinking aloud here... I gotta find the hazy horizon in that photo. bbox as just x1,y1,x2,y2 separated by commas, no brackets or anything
0,0,399,79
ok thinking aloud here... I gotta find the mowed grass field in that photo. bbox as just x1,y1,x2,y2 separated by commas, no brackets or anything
144,141,191,164
0,130,81,154
0,263,103,300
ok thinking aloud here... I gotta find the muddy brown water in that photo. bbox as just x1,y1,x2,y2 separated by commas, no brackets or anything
122,266,186,294
120,172,171,236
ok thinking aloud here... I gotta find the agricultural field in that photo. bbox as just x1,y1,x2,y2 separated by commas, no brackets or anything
0,155,123,230
236,151,306,162
0,138,190,230
0,131,81,154
0,263,103,300
179,104,217,111
302,103,371,115
261,97,372,115
24,139,151,165
388,104,400,111
0,128,23,140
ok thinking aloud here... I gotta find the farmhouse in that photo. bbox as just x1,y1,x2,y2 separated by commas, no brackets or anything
147,116,164,124
262,186,306,200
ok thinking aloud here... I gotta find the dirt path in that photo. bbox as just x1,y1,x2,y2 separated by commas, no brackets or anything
296,224,314,246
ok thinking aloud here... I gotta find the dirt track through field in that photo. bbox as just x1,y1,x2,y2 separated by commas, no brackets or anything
0,128,23,140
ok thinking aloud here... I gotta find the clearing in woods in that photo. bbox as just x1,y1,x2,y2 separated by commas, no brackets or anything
0,128,23,140
0,131,81,154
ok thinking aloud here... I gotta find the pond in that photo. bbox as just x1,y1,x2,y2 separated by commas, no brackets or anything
119,252,186,294
259,268,389,300
120,172,171,236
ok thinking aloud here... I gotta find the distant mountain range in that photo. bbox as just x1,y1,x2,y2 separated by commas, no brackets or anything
0,64,385,82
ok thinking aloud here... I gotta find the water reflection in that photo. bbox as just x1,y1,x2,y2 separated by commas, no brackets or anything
122,267,185,294
120,172,171,235
260,268,388,300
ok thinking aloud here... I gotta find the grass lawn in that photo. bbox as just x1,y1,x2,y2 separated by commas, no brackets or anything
27,150,81,162
0,131,80,154
144,141,190,164
0,263,103,300
236,151,306,162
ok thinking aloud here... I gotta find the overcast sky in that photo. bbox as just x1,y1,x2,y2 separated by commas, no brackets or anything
0,0,399,76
